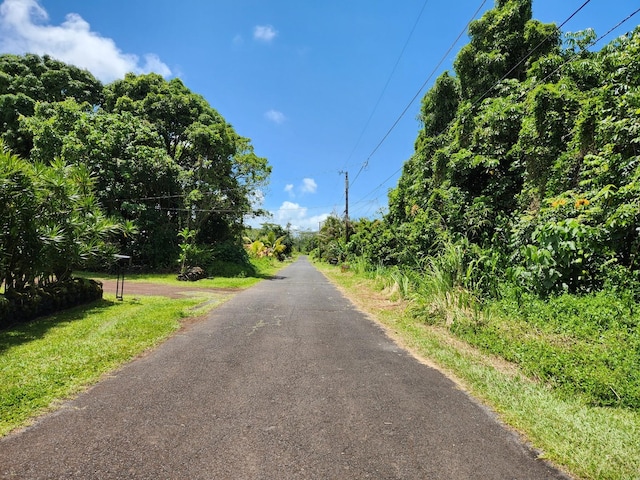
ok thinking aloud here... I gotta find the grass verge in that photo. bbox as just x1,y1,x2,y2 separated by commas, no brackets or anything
0,293,218,437
318,263,640,480
80,257,287,290
1,257,289,437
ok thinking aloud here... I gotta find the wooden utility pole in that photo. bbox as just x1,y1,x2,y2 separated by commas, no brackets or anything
340,171,350,243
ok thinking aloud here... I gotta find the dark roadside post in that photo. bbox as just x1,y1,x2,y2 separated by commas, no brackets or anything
114,254,131,301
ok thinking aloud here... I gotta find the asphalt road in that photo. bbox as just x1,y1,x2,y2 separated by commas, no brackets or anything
0,257,569,479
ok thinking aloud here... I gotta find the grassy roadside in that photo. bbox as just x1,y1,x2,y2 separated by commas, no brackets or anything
1,257,290,437
80,257,286,290
0,293,220,437
318,263,640,480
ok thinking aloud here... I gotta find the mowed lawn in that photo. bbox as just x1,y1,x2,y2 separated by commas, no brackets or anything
1,259,287,436
0,293,218,436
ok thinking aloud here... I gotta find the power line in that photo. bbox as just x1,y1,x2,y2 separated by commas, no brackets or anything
350,3,640,209
342,0,431,173
467,0,593,111
533,6,640,87
349,0,489,189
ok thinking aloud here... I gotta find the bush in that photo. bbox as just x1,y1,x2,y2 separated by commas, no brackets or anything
0,278,103,329
208,241,256,277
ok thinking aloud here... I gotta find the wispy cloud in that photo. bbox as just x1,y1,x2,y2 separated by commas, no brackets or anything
232,34,244,47
0,0,171,82
265,109,286,124
284,178,318,198
301,178,317,194
253,24,277,42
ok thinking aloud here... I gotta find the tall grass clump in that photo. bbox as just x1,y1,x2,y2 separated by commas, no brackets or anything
407,242,480,327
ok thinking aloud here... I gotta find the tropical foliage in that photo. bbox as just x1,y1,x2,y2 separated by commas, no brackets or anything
244,223,293,261
0,145,112,324
1,55,271,269
349,0,640,299
1,53,272,322
318,0,640,410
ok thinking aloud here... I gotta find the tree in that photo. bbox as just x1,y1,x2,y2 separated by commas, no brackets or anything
0,54,102,156
243,223,293,260
103,74,271,254
374,2,640,297
22,98,183,266
1,143,118,293
17,69,271,267
454,0,559,101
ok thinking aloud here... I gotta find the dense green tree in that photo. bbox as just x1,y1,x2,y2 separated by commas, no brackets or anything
0,54,102,156
22,98,183,266
1,144,118,293
0,144,39,292
102,74,271,252
12,68,271,268
454,0,559,101
356,2,640,297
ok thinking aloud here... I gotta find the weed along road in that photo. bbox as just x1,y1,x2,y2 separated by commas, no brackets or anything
0,257,568,479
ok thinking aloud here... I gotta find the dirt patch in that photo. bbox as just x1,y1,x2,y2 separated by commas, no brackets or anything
98,280,241,299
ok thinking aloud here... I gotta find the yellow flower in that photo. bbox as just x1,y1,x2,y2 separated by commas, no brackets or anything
575,198,590,209
551,198,567,209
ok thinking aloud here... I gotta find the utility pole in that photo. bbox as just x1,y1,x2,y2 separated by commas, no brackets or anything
339,171,350,243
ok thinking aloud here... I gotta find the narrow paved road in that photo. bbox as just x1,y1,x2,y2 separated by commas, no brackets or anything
0,257,568,479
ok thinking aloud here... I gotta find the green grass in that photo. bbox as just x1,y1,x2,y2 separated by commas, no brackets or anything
455,290,640,409
0,293,216,437
318,262,640,480
1,256,289,437
80,257,287,290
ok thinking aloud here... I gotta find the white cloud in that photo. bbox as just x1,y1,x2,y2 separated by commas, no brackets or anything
245,199,329,231
284,178,318,198
274,201,329,231
301,178,317,194
264,109,286,124
253,24,277,42
140,53,171,78
0,0,171,82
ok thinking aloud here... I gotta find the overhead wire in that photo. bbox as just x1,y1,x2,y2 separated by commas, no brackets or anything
347,0,489,208
348,0,489,190
465,0,593,112
535,5,640,88
350,1,640,214
341,0,431,173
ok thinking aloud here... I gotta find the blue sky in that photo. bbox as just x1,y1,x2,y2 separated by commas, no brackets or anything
1,0,638,232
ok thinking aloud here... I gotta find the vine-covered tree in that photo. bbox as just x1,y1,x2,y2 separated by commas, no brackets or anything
454,0,559,101
359,0,640,296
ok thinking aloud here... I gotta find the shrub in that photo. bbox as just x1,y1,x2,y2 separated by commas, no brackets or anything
0,278,103,329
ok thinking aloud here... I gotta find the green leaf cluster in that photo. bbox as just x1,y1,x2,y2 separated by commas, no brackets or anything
1,146,118,305
244,223,294,261
0,55,271,269
358,0,640,297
